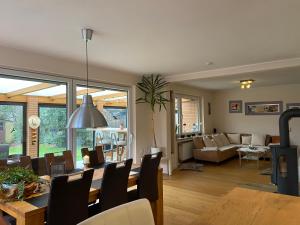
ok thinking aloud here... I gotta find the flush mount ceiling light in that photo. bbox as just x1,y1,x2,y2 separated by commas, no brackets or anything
240,79,254,89
67,28,108,129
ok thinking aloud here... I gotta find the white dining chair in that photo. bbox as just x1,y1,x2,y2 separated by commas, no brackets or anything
78,199,155,225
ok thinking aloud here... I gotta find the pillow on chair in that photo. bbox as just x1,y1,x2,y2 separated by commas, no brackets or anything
193,137,205,149
212,135,224,147
219,133,230,146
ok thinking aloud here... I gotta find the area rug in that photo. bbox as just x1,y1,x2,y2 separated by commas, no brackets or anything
239,182,276,193
260,167,272,176
179,162,203,171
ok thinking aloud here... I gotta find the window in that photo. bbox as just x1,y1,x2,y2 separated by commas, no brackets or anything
0,103,26,156
75,84,129,165
175,95,201,136
38,104,67,157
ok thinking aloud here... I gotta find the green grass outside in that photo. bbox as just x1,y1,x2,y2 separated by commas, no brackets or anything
9,144,84,161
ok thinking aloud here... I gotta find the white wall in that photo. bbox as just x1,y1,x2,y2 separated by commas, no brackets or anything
212,84,300,146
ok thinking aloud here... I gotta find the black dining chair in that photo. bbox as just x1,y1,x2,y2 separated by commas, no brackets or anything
45,153,66,176
47,169,94,225
19,156,32,170
81,147,105,168
128,152,162,202
89,158,133,215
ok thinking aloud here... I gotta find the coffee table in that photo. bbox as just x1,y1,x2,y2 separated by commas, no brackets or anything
237,146,270,168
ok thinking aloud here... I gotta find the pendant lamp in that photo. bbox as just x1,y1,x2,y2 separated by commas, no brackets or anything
67,28,108,128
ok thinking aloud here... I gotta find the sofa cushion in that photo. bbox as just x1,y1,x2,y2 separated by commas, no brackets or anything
212,134,224,147
203,136,217,147
218,144,237,151
251,133,266,146
242,135,252,145
227,133,241,144
193,137,205,149
219,133,230,146
202,147,218,151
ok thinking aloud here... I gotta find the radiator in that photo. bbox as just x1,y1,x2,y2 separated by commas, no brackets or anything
178,140,194,161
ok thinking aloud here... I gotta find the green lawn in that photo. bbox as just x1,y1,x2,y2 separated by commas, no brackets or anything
9,144,83,161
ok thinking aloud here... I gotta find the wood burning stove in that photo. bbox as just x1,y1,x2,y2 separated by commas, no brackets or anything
271,109,300,196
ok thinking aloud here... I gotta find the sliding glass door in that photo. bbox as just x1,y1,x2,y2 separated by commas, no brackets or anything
74,82,129,166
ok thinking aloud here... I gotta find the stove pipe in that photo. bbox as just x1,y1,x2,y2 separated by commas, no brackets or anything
271,109,300,196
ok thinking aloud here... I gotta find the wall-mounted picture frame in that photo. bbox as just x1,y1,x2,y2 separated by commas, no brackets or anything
245,101,283,115
286,103,300,110
229,100,243,113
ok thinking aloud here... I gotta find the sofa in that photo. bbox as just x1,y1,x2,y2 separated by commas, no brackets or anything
192,133,279,163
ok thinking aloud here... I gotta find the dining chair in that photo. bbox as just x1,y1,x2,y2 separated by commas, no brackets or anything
45,153,66,176
47,169,94,225
79,199,155,225
0,159,7,169
63,150,75,172
128,152,162,202
19,156,32,170
89,158,133,215
81,147,105,168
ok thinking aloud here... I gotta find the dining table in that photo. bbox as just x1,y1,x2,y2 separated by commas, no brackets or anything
0,165,164,225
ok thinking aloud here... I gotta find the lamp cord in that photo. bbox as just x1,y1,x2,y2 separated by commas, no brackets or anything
85,39,89,95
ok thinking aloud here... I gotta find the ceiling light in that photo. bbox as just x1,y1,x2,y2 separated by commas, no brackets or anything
67,28,108,129
240,79,254,89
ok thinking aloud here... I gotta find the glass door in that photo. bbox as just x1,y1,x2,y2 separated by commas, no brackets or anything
73,82,129,166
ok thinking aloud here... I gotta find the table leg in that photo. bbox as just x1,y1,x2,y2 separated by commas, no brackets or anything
238,151,242,167
152,169,163,225
17,212,44,225
257,153,260,169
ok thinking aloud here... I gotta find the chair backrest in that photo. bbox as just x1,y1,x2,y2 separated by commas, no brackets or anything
78,199,155,225
138,152,162,201
45,153,66,176
47,169,94,225
63,150,74,172
99,159,133,211
95,145,105,164
0,159,7,170
31,157,47,176
81,147,104,167
19,156,32,170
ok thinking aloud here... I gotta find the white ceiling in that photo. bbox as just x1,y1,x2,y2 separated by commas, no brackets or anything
182,66,300,90
1,0,300,76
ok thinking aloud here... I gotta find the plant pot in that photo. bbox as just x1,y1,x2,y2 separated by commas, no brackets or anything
151,147,162,155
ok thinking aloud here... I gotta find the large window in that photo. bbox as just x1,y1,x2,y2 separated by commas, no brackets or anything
175,95,201,136
0,103,26,156
38,104,67,157
75,84,129,164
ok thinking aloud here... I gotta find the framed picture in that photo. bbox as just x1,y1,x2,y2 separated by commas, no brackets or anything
286,103,300,110
229,100,243,113
245,101,283,115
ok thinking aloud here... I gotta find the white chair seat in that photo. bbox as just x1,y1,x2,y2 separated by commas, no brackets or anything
78,199,154,225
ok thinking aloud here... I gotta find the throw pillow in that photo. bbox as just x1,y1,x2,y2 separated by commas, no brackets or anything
203,136,217,147
193,137,205,149
219,133,231,146
227,133,241,144
212,134,224,147
242,135,252,145
251,133,266,146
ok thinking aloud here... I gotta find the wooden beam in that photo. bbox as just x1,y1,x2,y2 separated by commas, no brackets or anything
52,88,101,99
6,83,57,98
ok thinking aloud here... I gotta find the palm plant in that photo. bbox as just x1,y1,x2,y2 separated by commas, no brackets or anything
136,74,169,147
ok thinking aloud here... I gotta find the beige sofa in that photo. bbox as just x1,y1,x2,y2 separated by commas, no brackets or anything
192,133,279,163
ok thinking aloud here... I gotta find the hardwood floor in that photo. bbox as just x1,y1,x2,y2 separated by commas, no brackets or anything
163,158,272,225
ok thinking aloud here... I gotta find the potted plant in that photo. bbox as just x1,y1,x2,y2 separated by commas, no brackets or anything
0,167,39,202
136,74,169,154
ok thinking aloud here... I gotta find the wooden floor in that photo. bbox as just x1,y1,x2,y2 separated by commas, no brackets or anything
163,158,272,225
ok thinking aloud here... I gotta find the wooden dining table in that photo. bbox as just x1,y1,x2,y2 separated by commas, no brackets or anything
198,187,300,225
0,165,163,225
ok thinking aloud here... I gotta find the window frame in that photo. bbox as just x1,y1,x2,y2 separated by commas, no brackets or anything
174,94,202,137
